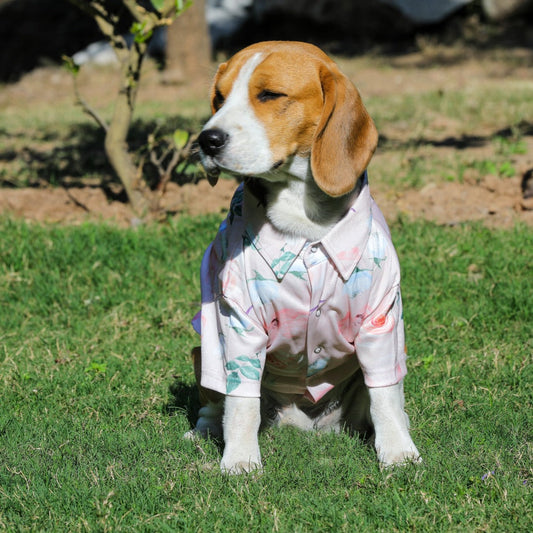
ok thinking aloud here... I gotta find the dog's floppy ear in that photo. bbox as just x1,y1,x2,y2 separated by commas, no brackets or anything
311,65,378,197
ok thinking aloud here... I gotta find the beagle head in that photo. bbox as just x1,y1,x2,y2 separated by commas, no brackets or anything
198,41,378,198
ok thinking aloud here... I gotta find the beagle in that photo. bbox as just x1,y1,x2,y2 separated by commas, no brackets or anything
189,41,420,473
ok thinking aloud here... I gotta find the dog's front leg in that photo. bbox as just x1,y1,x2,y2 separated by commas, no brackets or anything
368,382,421,467
220,396,262,474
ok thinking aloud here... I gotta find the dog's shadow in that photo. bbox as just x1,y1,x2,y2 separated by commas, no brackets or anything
164,378,224,450
164,378,199,428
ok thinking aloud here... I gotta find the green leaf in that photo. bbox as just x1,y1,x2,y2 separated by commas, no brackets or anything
499,161,515,177
150,0,166,11
483,161,498,175
61,55,79,76
240,366,261,380
131,22,153,44
288,270,306,280
85,362,107,374
236,355,262,368
175,1,193,15
225,361,239,371
226,371,241,394
173,129,189,150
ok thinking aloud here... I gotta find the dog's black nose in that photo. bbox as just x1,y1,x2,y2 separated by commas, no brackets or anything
198,128,229,157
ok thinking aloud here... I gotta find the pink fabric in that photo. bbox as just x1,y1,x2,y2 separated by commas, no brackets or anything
193,179,407,402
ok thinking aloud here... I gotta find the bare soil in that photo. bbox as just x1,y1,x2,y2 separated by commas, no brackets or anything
377,174,533,228
1,46,532,228
0,179,239,226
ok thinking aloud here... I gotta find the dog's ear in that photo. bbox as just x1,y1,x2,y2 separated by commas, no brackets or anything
311,65,378,197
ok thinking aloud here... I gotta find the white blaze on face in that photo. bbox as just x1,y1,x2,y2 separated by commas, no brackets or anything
202,53,275,175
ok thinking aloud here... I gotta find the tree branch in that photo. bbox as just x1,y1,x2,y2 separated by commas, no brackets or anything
72,76,109,132
123,0,149,23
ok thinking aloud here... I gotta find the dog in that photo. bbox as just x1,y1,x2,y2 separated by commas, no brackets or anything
188,41,420,474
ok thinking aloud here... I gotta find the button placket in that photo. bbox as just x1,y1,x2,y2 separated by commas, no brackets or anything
305,243,335,378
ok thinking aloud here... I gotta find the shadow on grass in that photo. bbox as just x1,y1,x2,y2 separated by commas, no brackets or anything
4,117,531,187
165,378,201,430
0,114,207,200
166,377,224,453
379,119,533,151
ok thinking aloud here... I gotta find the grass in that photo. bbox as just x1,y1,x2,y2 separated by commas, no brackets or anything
369,84,533,136
1,216,531,531
365,80,533,190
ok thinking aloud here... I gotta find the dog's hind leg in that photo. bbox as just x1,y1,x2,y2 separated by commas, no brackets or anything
277,404,316,430
184,347,224,439
184,401,224,440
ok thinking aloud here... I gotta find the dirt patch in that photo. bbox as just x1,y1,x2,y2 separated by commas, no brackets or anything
1,173,531,228
374,174,533,228
0,179,239,227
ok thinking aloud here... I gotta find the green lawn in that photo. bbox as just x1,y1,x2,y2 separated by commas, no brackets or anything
1,216,531,531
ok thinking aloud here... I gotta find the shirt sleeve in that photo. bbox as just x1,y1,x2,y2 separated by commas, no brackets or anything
355,285,407,387
198,241,268,397
354,226,408,388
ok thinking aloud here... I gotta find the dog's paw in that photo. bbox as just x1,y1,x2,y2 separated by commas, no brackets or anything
183,429,199,440
220,445,262,475
220,456,263,475
377,442,421,468
185,403,223,440
277,404,315,430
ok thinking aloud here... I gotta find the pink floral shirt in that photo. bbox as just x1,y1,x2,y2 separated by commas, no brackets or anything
192,178,407,402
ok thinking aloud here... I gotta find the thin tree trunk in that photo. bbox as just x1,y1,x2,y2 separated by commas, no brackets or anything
104,40,154,216
162,0,211,86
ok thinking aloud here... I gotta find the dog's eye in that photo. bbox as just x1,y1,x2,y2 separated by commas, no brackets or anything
213,88,225,110
257,90,286,103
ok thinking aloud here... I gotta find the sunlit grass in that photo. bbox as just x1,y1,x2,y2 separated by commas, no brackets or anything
0,217,531,531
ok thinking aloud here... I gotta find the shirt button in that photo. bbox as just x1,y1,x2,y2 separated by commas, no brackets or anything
314,346,322,354
315,309,322,317
310,245,318,253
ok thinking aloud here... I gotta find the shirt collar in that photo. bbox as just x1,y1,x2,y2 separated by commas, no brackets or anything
241,175,373,282
320,179,372,281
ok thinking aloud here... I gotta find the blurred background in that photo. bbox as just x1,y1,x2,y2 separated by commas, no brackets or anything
0,0,532,226
1,0,532,83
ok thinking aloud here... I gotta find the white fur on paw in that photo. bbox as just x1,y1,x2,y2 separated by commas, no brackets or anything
277,404,315,430
220,457,263,475
189,403,224,439
183,429,199,441
377,443,421,468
